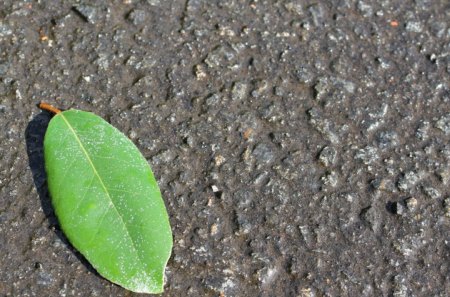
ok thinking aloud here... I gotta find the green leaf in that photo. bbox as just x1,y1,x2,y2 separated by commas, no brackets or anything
43,109,172,294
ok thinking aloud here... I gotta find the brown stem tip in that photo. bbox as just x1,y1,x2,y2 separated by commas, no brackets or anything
38,102,61,114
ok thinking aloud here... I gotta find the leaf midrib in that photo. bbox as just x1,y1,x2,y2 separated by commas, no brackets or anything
59,112,144,270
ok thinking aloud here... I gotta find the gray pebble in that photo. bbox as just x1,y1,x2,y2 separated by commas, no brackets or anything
444,198,450,217
127,9,147,25
37,270,55,286
337,78,355,94
295,66,314,84
307,108,339,143
393,275,408,297
397,171,420,191
261,103,282,123
147,0,161,6
430,21,447,38
423,186,440,199
0,62,8,75
376,57,392,69
231,82,248,101
235,213,252,235
405,21,424,33
234,190,253,209
284,2,303,15
318,146,337,167
257,266,278,286
205,45,235,68
273,86,285,97
252,143,275,164
151,150,175,165
194,64,207,79
415,121,430,140
355,146,379,165
73,5,98,23
94,53,110,71
404,197,418,211
435,114,450,135
441,145,450,160
251,80,268,98
253,172,268,185
308,3,326,27
357,1,373,17
377,131,399,149
314,77,329,100
437,169,450,185
321,171,338,187
394,202,406,215
360,206,381,232
0,22,12,37
205,93,221,106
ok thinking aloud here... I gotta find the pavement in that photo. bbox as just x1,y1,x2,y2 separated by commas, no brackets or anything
0,0,449,296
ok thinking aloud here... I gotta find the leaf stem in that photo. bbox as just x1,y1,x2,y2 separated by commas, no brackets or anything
38,102,62,114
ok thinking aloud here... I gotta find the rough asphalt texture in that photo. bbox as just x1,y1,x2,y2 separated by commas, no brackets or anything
1,0,449,296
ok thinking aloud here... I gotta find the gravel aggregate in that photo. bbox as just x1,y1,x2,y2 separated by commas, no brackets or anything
1,0,449,296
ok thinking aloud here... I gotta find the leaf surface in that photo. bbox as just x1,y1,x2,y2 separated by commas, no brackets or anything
44,109,172,294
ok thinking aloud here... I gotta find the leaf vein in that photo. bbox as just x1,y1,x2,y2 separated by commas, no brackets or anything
69,175,96,219
59,113,144,268
85,203,114,246
54,157,81,198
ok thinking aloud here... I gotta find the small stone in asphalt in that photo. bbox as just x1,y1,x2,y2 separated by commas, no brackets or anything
73,5,98,23
436,114,450,135
321,171,338,188
231,81,248,101
444,198,450,217
127,9,147,25
360,206,381,232
397,171,420,192
318,146,337,167
423,186,440,199
404,197,418,211
355,146,379,165
252,143,275,165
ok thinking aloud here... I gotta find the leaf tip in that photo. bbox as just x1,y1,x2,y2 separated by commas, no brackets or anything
120,268,167,294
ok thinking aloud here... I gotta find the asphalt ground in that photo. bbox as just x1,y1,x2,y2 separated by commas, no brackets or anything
0,1,449,296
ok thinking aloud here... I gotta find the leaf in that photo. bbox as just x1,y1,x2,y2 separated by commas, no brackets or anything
43,109,172,294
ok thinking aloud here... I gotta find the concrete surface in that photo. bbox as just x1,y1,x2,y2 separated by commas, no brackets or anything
0,0,449,296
